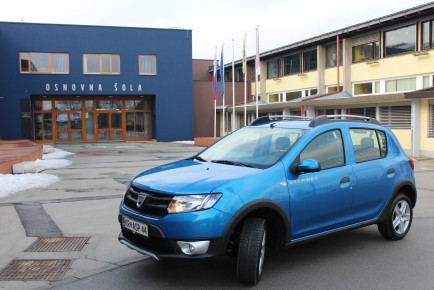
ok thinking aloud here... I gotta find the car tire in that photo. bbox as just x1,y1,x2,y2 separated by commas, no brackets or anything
377,193,413,240
236,217,266,285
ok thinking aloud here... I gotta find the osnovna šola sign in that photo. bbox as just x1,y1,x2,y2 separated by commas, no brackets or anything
45,83,144,93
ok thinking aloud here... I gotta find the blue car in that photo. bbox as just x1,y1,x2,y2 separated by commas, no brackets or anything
118,115,416,285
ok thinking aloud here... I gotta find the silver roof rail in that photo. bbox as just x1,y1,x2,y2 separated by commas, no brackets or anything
250,115,312,126
309,115,381,127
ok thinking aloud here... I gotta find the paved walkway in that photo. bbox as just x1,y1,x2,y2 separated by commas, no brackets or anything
0,142,201,289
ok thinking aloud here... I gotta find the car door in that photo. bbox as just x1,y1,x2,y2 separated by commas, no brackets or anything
349,128,393,223
288,129,355,241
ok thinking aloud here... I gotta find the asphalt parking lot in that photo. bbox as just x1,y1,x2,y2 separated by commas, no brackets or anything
0,142,433,290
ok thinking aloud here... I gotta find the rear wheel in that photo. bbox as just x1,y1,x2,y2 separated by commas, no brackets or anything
236,217,266,285
378,193,413,240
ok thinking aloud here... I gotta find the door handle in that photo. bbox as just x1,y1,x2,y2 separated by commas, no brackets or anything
387,168,396,178
340,176,350,184
340,176,351,189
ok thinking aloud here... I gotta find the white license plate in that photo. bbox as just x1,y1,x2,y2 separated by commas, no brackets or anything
122,216,149,237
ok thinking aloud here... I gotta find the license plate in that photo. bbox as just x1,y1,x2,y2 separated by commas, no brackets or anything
122,216,149,237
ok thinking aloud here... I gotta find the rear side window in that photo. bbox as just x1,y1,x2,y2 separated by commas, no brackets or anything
350,128,387,163
299,130,345,170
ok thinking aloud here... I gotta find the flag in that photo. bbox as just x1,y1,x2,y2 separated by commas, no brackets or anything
220,43,225,98
212,46,217,101
242,34,246,75
255,26,260,78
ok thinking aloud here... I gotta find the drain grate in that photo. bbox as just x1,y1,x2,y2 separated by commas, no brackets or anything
0,259,72,281
25,237,90,252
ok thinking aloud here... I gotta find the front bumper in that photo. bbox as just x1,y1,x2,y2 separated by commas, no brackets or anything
117,206,231,260
118,230,225,260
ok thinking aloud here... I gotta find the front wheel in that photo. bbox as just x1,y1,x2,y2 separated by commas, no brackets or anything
378,193,413,240
236,217,266,285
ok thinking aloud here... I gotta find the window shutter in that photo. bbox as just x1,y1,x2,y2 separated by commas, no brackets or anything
352,33,379,46
429,102,434,137
379,106,411,129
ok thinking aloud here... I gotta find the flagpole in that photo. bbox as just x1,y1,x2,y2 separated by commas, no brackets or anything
243,34,247,126
232,38,235,132
214,100,216,138
212,46,217,138
220,43,225,136
255,26,260,119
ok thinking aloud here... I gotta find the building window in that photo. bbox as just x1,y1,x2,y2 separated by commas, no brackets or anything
286,91,302,101
139,55,156,75
20,52,69,74
384,25,416,57
304,88,318,97
379,105,411,129
354,82,373,95
423,75,433,88
385,77,416,92
268,93,279,103
327,85,343,93
429,101,434,137
325,42,343,68
422,20,434,50
83,54,120,75
303,49,317,72
267,59,280,79
284,53,301,75
316,109,337,116
352,42,380,63
348,107,376,118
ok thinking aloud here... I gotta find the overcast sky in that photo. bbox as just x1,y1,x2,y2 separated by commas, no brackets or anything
0,0,432,60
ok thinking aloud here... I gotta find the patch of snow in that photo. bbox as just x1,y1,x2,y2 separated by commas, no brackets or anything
35,159,72,169
172,141,195,145
0,173,60,197
43,149,74,160
0,145,74,198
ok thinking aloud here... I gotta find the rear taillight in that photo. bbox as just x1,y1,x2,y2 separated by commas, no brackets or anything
408,156,415,172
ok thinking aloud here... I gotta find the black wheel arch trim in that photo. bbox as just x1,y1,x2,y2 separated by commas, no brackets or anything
221,199,291,252
379,179,417,222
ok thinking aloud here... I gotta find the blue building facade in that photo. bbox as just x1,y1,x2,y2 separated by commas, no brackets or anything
0,22,193,142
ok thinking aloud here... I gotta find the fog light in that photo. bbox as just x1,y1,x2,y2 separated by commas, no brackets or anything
177,241,210,256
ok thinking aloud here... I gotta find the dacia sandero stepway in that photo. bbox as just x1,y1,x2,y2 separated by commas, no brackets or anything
118,115,417,285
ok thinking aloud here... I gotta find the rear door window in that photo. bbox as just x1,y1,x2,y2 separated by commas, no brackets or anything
350,128,387,163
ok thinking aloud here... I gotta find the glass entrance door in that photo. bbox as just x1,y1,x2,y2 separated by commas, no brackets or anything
33,96,152,143
97,111,123,140
56,112,83,142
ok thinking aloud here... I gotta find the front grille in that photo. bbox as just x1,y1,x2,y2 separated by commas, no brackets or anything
122,229,174,254
124,186,173,218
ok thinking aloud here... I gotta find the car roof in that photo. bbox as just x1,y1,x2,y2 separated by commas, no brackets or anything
249,115,382,129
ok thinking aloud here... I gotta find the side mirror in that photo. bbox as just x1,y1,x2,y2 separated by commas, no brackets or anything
297,159,320,173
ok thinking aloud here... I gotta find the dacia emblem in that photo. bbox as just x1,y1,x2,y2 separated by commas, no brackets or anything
136,194,147,208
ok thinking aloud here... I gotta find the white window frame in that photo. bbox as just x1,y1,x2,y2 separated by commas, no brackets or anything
139,55,157,75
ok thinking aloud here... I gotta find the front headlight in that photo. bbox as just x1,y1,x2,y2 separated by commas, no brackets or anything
168,193,222,214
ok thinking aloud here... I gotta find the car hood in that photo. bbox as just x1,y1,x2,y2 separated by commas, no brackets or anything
132,159,260,194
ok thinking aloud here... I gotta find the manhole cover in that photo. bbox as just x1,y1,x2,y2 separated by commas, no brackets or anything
25,237,90,252
0,259,72,281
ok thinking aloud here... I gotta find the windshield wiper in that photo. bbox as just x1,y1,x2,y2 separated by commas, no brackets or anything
193,155,207,162
211,160,254,168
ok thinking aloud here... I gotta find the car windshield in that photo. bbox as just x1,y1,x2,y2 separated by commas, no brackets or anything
197,127,306,169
